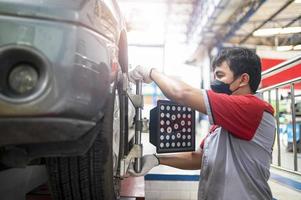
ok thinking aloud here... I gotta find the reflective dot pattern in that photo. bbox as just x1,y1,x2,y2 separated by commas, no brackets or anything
157,102,194,151
174,124,179,129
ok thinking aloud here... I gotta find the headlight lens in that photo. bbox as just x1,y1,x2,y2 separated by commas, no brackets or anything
8,64,38,94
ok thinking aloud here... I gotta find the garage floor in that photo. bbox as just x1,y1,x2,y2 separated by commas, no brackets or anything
26,176,145,200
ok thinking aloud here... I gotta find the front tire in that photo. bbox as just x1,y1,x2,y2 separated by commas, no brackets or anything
46,89,119,200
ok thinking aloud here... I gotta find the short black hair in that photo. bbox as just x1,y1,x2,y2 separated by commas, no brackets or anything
212,47,261,93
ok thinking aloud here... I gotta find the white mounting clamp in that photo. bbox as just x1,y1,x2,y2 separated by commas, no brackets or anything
119,79,144,177
119,144,143,177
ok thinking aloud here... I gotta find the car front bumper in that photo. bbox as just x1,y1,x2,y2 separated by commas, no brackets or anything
0,118,95,146
0,11,114,146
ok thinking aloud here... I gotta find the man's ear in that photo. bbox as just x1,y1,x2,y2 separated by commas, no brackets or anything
240,73,250,86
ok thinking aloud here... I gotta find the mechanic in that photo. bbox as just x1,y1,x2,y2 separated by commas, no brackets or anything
128,47,276,200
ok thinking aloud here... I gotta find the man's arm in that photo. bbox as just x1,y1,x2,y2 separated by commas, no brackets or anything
128,150,203,177
150,69,207,114
158,149,203,170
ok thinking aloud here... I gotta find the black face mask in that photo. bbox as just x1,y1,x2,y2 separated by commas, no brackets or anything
210,79,239,95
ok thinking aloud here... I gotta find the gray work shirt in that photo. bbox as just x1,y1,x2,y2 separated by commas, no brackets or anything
198,90,276,200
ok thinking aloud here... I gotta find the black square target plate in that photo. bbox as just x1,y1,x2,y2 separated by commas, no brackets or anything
150,100,195,153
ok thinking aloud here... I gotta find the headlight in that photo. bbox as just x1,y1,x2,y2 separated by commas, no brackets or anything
8,64,39,95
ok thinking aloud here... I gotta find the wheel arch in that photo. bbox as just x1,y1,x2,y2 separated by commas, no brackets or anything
118,30,128,73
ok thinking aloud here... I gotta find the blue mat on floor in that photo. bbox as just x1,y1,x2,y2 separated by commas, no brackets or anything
270,172,301,191
145,173,301,191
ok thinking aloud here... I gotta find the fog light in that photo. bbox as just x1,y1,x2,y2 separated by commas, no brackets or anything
8,64,38,94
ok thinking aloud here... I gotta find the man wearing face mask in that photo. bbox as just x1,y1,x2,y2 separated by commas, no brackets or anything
128,47,275,200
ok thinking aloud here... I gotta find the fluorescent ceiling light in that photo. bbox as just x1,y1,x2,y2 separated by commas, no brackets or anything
293,45,301,50
276,45,293,51
253,27,301,37
253,28,281,36
280,27,301,34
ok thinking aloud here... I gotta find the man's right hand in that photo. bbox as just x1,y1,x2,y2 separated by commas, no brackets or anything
128,154,160,177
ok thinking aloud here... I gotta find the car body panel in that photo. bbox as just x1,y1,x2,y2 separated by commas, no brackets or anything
0,0,126,147
0,0,122,42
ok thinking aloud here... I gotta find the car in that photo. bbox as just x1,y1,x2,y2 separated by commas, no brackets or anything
0,0,135,199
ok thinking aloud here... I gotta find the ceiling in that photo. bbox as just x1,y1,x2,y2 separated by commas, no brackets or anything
210,0,301,47
118,0,301,58
118,0,195,45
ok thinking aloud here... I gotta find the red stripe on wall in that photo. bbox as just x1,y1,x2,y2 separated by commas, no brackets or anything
261,58,301,89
